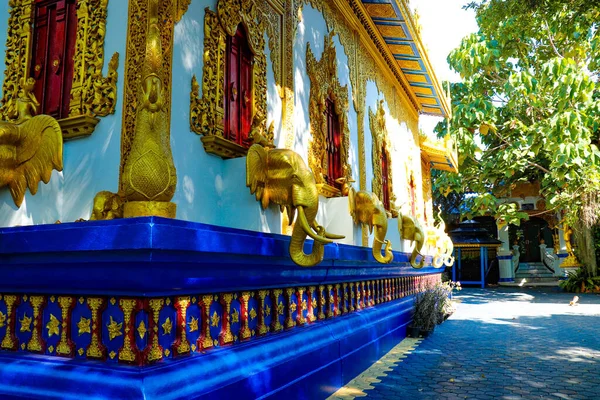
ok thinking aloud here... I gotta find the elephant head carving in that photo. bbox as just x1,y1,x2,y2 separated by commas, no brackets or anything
246,143,344,267
398,213,426,268
90,191,123,220
348,187,393,263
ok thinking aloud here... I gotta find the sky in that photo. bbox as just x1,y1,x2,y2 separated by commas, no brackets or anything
410,0,480,134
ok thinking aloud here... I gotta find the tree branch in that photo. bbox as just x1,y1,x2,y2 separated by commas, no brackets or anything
543,20,563,58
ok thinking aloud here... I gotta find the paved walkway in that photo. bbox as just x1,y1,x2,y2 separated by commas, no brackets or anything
330,288,600,400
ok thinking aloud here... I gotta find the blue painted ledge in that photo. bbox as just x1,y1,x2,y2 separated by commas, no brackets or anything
0,297,414,400
0,217,439,295
0,218,441,399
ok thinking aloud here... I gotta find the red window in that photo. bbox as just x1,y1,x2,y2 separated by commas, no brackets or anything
381,145,391,211
325,97,342,188
30,0,78,119
409,175,417,217
224,24,253,148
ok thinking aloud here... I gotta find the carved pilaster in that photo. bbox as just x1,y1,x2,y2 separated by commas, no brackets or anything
219,293,234,345
144,298,164,363
86,297,106,359
118,298,142,364
27,296,45,353
270,289,283,332
198,295,214,350
56,296,75,357
239,292,252,341
256,290,269,336
1,295,19,351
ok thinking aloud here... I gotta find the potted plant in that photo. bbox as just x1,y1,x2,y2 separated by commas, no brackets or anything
409,288,438,338
436,281,460,323
408,281,460,338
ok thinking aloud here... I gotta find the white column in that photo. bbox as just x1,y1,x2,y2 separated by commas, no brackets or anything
497,221,514,283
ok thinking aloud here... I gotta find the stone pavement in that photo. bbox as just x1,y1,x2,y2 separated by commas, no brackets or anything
329,287,600,400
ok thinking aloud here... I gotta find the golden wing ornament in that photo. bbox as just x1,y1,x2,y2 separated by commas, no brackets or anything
0,115,63,207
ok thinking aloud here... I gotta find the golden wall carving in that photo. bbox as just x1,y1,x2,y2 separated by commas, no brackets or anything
119,0,179,193
306,30,351,197
421,157,432,224
1,0,119,140
120,0,177,218
0,78,63,207
190,0,270,159
369,99,397,217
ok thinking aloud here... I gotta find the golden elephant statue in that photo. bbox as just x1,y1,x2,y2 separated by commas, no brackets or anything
90,191,124,220
0,78,63,207
398,213,426,269
246,142,344,267
348,187,393,263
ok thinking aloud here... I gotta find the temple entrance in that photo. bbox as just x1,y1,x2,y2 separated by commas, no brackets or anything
509,217,554,262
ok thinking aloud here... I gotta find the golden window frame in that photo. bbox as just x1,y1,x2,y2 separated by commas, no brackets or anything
0,0,119,140
306,30,352,198
369,100,397,217
189,0,270,159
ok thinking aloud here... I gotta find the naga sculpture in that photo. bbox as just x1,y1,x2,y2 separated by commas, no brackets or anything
398,213,426,269
348,187,393,264
246,135,344,267
0,78,63,207
120,0,177,218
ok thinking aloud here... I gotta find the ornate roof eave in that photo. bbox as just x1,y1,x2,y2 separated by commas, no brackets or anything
420,134,458,173
353,0,451,117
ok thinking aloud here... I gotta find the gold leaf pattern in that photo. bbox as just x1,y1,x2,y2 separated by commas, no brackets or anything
137,321,147,339
265,304,271,317
162,317,172,335
106,316,123,341
231,308,239,324
19,313,32,332
188,316,199,332
249,308,257,321
0,311,5,328
46,314,60,337
77,317,91,336
210,311,220,328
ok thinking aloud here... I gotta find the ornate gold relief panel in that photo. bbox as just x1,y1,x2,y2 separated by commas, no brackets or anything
119,0,179,190
369,100,396,216
306,30,351,197
1,0,119,140
189,0,270,159
421,157,432,224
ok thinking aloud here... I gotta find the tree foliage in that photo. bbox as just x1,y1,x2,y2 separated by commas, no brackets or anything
436,0,600,228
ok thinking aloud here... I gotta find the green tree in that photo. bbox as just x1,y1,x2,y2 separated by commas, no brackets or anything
436,0,600,273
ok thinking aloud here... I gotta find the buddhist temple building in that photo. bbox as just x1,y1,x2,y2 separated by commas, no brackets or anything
0,1,457,398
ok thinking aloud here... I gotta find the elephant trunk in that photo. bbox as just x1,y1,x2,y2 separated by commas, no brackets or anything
372,219,393,264
410,248,425,269
410,233,426,269
289,205,326,267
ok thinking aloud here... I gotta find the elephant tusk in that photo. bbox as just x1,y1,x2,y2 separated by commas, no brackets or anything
311,221,345,240
297,206,333,244
322,231,345,240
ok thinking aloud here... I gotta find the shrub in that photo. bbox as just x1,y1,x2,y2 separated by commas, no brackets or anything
559,267,600,293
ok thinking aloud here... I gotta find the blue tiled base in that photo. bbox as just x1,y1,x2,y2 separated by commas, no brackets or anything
0,297,413,400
